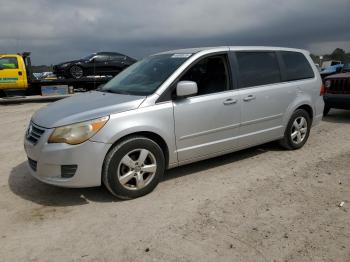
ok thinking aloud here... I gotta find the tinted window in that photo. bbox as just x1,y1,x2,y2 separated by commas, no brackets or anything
342,64,350,73
110,54,126,60
236,52,280,88
0,57,18,69
280,51,314,81
180,55,230,96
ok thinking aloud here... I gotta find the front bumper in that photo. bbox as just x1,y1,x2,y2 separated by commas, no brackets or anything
24,126,111,188
324,93,350,109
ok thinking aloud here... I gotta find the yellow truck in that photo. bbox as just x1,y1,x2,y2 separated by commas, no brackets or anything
0,53,112,97
0,53,29,91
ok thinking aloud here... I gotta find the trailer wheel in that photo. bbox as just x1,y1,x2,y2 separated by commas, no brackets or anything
69,65,84,79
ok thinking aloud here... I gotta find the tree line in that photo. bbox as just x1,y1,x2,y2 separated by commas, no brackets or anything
311,48,350,64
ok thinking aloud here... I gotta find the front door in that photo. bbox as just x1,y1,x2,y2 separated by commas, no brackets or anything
173,54,241,163
92,55,111,76
0,56,25,89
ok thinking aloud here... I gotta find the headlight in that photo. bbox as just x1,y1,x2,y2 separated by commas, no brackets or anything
324,80,331,88
48,116,109,145
60,63,70,68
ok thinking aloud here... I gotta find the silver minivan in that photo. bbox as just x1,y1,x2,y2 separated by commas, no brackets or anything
24,46,324,199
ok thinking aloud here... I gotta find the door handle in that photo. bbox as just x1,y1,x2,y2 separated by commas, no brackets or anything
223,98,237,105
243,95,256,102
18,71,23,76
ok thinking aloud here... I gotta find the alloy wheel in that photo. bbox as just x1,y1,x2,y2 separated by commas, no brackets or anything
291,116,308,144
117,149,157,190
70,66,83,79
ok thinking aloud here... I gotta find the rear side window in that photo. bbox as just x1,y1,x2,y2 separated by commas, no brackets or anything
110,55,126,61
280,51,314,81
236,52,281,88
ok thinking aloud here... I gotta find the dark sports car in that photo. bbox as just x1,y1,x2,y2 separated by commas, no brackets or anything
53,52,137,79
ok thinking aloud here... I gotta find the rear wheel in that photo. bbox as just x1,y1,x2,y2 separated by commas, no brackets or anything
69,65,84,79
103,136,165,199
279,109,311,150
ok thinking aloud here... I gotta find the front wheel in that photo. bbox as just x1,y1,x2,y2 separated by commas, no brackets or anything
279,109,311,150
102,136,165,199
69,65,84,79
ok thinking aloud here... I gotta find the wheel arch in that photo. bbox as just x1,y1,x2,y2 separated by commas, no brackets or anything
105,131,170,169
283,99,314,129
295,104,313,123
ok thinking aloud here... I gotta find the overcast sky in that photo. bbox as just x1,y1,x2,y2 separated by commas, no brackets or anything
1,0,350,65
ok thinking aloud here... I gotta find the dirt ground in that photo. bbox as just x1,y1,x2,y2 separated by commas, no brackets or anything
0,102,349,262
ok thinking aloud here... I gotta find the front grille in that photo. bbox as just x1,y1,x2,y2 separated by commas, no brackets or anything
26,122,45,145
328,78,350,94
28,158,37,171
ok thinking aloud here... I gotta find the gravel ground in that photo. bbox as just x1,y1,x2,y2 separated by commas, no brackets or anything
0,102,349,262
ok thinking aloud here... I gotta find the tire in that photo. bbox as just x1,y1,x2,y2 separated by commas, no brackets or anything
323,106,331,117
279,109,311,150
69,65,84,79
102,136,165,199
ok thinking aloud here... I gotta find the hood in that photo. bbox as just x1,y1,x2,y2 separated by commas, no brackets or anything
326,72,350,79
32,91,145,128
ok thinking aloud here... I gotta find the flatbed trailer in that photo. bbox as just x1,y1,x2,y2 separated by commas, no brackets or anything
0,52,112,97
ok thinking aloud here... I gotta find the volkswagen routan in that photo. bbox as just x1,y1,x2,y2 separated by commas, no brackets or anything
24,46,324,199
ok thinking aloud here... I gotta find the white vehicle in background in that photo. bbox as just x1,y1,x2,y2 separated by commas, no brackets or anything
321,60,342,69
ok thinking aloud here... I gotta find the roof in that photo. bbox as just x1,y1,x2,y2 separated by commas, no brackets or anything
95,52,124,56
156,46,309,55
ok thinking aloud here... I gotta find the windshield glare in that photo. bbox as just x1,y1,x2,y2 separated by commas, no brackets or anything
82,54,96,60
102,53,191,96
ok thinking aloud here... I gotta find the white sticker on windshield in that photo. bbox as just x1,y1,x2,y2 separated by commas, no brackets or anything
171,53,192,58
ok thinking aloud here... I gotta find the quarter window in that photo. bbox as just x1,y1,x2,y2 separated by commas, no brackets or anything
236,52,281,88
179,55,230,96
280,51,314,81
0,57,18,69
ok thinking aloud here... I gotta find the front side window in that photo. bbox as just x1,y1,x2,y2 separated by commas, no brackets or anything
280,51,314,81
0,57,18,69
102,54,191,96
179,55,230,96
93,55,109,62
236,52,281,88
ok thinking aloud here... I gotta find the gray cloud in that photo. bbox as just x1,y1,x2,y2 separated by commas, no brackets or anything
1,0,349,65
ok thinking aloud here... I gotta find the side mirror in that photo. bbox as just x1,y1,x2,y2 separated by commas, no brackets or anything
176,81,198,98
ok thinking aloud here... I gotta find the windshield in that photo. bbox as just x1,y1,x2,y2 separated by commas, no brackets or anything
343,64,350,73
82,54,96,60
101,53,191,96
